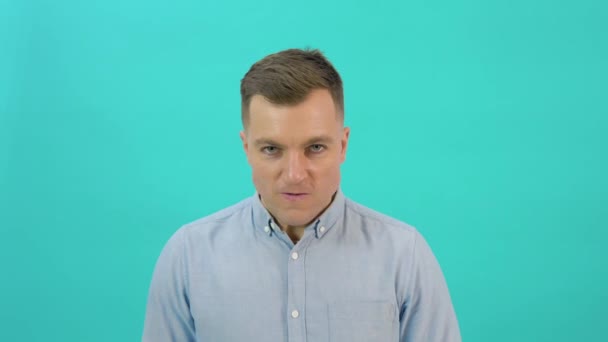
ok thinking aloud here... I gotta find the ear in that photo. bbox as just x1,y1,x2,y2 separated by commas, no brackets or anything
240,130,248,151
340,126,350,163
240,130,251,162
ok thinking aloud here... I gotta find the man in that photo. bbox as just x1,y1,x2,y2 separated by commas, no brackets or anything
143,48,461,341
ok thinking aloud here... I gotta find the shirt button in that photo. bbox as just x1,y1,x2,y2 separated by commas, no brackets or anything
264,226,270,233
319,226,326,233
291,310,299,318
291,252,299,260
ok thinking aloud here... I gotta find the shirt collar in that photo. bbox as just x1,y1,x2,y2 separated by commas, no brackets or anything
252,188,345,239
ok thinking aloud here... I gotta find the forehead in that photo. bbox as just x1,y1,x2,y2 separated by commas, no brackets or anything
247,89,341,141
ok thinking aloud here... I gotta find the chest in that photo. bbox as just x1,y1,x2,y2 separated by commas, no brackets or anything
187,232,402,342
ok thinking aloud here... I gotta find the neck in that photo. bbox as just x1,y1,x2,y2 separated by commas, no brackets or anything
260,190,338,244
284,226,305,244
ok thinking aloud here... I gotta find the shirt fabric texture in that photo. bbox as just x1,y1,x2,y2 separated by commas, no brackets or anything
143,188,461,341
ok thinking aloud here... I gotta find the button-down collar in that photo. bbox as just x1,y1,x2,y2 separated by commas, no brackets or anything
252,188,345,239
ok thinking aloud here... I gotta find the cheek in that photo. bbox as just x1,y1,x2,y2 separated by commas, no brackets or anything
313,160,341,181
251,160,277,183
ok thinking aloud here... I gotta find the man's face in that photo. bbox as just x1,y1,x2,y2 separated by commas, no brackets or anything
240,89,350,230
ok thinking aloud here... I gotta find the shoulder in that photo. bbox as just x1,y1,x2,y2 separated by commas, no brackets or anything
343,196,440,274
167,196,253,246
183,197,252,230
343,196,421,242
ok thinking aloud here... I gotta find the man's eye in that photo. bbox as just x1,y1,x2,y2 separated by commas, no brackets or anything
262,146,279,155
309,144,325,153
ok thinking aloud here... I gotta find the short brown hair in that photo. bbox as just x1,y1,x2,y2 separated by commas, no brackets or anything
240,48,344,128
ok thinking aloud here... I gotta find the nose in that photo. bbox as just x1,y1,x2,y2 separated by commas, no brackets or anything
285,151,308,184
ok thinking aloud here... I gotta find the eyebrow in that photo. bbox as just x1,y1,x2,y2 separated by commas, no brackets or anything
253,135,334,148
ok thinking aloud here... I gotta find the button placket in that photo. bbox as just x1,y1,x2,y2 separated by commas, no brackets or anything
286,237,310,342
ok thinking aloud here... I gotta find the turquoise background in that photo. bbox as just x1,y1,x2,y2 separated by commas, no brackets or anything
1,0,607,340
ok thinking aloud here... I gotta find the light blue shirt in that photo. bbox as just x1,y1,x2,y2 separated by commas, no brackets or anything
143,188,461,341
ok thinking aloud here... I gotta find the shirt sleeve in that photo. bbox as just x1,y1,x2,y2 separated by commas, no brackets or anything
399,231,462,342
142,228,196,342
